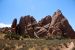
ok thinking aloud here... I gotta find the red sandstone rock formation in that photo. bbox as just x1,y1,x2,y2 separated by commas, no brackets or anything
48,9,75,38
17,15,37,37
10,10,75,38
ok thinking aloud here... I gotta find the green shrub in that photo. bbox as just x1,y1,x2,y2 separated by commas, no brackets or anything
4,32,20,40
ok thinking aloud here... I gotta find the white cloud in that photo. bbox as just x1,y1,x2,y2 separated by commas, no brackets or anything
0,23,11,28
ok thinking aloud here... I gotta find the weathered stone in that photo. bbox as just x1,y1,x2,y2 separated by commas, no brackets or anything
1,27,10,33
10,9,75,38
48,9,75,38
36,27,48,37
11,18,17,33
38,15,51,27
17,15,37,37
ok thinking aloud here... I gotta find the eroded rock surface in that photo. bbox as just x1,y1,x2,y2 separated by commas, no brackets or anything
8,9,75,38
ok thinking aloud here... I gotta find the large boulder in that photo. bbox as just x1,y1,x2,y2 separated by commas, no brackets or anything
17,15,37,37
36,27,48,37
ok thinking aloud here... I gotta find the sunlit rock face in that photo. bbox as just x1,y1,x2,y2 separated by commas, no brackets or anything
48,9,75,38
10,10,75,38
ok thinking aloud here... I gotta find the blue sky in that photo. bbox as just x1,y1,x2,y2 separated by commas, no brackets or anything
0,0,75,30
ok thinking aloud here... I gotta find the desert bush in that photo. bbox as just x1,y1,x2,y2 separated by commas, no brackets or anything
4,32,20,40
46,33,70,40
0,43,5,49
4,47,10,50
